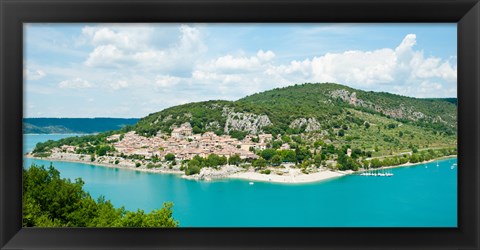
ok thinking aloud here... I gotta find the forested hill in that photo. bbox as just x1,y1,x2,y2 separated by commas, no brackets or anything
24,118,139,134
133,83,457,138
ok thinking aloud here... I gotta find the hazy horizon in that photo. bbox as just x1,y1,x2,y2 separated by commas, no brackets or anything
24,87,457,119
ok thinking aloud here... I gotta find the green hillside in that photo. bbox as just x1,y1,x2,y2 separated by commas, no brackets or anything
237,83,456,134
134,83,456,137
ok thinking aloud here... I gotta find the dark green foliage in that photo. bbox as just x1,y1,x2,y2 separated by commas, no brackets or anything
295,147,311,163
260,169,271,175
164,153,175,161
33,152,51,158
271,155,283,166
33,132,118,154
185,165,201,175
23,164,178,227
228,154,242,166
387,123,397,129
337,154,359,171
281,135,291,143
366,147,455,168
291,135,303,144
206,154,227,168
252,158,267,168
260,149,277,161
278,150,296,163
146,163,162,169
313,154,323,167
229,130,248,140
95,145,114,156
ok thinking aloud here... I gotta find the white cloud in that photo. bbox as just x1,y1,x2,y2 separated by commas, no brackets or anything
24,68,46,81
110,80,129,90
257,50,275,61
262,34,456,97
82,25,153,50
85,44,125,67
189,34,456,99
177,25,206,53
197,49,274,74
58,78,93,89
83,24,206,74
410,53,457,82
154,75,182,88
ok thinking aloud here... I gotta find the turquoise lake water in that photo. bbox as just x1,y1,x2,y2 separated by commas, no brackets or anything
23,134,457,227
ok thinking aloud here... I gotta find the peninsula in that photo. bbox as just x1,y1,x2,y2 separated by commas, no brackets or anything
28,83,457,183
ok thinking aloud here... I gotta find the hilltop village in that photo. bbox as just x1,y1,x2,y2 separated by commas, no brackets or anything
53,122,293,163
32,122,333,183
108,123,274,161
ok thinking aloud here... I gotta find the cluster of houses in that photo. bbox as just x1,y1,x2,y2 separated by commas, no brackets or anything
106,123,277,161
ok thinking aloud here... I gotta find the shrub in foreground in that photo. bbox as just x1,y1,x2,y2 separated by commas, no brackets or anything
23,164,178,227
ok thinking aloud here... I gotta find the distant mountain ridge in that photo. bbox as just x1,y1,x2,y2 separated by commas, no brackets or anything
24,118,139,134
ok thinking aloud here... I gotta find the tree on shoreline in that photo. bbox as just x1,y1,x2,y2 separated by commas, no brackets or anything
23,164,178,227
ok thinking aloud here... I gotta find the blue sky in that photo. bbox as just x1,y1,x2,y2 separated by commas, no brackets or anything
24,23,457,118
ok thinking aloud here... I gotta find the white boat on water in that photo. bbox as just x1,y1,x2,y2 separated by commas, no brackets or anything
360,168,393,177
249,182,254,185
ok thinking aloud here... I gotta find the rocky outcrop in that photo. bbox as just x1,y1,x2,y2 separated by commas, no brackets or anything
170,122,192,130
162,115,173,122
205,121,221,130
289,118,321,132
330,89,367,107
329,89,427,122
222,107,272,134
183,165,243,181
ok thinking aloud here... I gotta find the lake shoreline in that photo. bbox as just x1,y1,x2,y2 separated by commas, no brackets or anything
25,152,457,184
355,155,458,173
24,153,185,175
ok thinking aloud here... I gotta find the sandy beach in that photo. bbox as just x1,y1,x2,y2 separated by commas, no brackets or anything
229,169,346,184
25,152,348,184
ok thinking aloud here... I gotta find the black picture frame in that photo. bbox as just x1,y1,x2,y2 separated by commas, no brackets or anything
1,0,479,249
